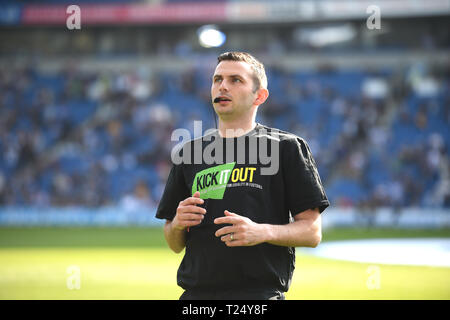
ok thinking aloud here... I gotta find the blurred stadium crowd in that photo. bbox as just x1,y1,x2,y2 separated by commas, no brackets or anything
0,58,448,210
0,0,449,213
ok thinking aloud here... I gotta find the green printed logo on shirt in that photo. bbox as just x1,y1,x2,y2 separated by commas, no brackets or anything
192,162,236,199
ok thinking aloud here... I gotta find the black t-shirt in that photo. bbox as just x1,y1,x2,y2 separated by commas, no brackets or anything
156,123,329,292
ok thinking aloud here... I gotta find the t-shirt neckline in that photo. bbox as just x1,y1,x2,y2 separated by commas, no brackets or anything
216,123,261,139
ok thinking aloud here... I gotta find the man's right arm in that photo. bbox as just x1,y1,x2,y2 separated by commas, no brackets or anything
163,191,206,253
163,219,187,254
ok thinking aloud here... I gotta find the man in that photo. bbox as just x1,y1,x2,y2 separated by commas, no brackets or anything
156,52,329,300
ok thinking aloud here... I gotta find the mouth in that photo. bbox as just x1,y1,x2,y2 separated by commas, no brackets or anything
214,96,232,104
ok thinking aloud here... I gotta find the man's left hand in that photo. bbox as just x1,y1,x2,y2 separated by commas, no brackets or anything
214,210,268,247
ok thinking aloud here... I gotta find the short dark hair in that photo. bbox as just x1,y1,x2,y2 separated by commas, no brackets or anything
217,51,268,91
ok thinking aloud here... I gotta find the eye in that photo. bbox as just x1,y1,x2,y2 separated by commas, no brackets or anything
232,78,242,83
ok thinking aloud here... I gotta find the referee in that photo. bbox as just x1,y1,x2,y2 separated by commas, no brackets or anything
156,52,329,300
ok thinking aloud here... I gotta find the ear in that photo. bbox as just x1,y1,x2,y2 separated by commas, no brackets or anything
253,88,269,106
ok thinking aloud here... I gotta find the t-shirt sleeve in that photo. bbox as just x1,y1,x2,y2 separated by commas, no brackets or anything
282,137,330,215
155,164,190,221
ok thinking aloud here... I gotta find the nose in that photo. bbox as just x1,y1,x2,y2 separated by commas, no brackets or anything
218,79,229,92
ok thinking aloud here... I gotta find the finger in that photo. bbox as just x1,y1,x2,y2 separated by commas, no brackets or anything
215,226,234,237
221,232,236,242
174,217,203,230
214,216,241,225
180,196,204,206
178,213,205,221
182,219,203,227
178,205,206,215
225,239,246,247
224,210,238,216
193,191,201,198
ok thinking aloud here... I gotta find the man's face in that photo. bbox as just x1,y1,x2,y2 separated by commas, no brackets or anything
211,61,259,121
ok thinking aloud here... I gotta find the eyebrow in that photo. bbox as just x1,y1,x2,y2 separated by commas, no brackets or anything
213,74,245,80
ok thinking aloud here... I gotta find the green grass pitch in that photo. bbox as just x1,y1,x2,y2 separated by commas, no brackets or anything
0,227,449,299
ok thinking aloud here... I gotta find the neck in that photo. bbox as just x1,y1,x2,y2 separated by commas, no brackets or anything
217,116,257,138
